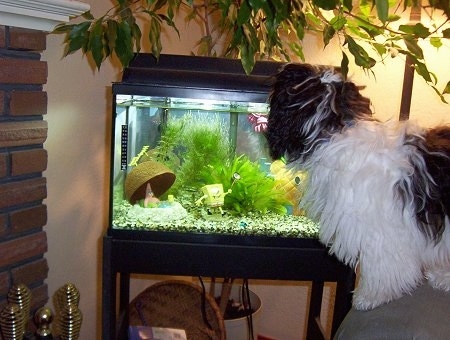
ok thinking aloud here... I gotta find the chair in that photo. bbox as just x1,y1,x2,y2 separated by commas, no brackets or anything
128,280,226,340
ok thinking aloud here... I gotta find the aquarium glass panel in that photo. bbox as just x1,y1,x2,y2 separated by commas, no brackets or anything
112,94,319,238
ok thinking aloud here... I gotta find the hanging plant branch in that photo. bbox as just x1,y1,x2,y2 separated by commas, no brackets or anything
53,0,450,100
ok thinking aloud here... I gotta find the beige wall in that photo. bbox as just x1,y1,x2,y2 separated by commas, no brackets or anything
43,1,449,339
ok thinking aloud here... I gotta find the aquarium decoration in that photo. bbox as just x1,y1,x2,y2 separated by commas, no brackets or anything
113,96,319,238
124,158,175,204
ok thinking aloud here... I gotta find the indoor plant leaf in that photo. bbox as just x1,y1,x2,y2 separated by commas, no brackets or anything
115,21,134,67
375,0,389,23
88,19,105,69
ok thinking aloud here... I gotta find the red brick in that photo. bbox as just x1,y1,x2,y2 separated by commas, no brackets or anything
11,258,48,287
0,177,47,210
9,28,46,51
0,231,47,268
10,91,47,116
0,213,7,238
0,58,47,85
0,271,9,295
0,90,5,115
10,204,47,234
0,120,48,147
0,152,7,178
0,26,5,48
11,149,47,176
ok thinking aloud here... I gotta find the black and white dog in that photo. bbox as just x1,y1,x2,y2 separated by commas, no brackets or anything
265,63,450,310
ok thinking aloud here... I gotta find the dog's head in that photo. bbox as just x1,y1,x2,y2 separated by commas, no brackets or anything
265,63,373,163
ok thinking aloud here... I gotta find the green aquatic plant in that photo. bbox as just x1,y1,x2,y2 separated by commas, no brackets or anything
150,117,184,171
160,114,232,194
149,114,289,216
176,121,231,190
200,155,289,216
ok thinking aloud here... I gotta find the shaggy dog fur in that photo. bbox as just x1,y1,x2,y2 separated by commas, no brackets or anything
265,63,450,310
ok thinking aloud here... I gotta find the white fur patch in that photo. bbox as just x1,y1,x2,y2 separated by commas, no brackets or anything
297,120,450,309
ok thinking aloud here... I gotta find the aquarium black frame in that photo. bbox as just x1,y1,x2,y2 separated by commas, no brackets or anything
103,54,356,339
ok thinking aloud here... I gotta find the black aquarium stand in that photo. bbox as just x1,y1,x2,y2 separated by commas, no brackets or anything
102,230,355,340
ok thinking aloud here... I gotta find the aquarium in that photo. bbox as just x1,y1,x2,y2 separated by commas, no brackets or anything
109,54,319,244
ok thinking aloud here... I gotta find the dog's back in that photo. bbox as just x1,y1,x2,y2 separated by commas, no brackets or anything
265,62,450,309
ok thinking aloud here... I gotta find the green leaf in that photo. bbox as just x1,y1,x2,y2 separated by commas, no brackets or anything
330,15,347,30
239,31,255,74
242,23,254,43
313,0,339,11
403,36,424,59
387,14,401,22
372,42,387,56
399,23,430,38
88,19,104,69
443,81,450,94
375,0,389,23
52,23,74,33
149,19,163,59
288,42,305,61
196,36,212,55
66,36,88,55
430,37,443,48
306,12,322,28
341,52,349,80
131,22,142,52
431,85,448,104
294,20,305,40
413,59,433,83
237,0,251,26
443,28,450,38
106,20,118,53
115,21,134,67
69,21,91,40
343,0,353,11
345,35,376,68
152,0,168,11
249,0,273,19
413,23,431,38
166,0,179,20
64,21,91,55
398,24,414,34
81,10,95,20
323,25,335,46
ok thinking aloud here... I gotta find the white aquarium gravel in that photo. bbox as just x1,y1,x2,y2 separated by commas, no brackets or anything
113,200,319,238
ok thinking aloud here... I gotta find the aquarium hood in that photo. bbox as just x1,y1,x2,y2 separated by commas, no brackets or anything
117,54,283,102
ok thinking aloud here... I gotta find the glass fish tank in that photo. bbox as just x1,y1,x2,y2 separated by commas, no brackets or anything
109,54,319,245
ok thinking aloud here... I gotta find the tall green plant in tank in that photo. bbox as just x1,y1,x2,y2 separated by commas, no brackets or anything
153,114,232,195
176,115,232,193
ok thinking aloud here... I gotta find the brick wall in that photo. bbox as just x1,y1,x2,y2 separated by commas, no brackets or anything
0,25,49,330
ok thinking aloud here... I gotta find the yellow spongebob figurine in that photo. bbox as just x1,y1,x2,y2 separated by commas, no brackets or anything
195,184,231,216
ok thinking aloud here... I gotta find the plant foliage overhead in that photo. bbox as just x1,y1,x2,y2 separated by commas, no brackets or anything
55,0,450,98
